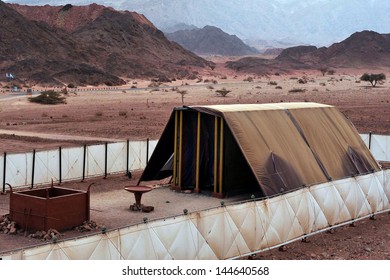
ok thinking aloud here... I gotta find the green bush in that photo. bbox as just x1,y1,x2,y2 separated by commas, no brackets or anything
360,73,386,87
28,90,66,105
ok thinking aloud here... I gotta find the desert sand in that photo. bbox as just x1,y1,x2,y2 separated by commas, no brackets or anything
0,62,389,259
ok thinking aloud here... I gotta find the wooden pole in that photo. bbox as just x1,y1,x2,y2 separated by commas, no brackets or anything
173,110,178,186
178,110,183,188
219,118,224,195
146,138,150,165
30,149,36,189
214,116,218,194
2,152,6,193
59,146,62,185
195,112,201,193
104,142,108,179
82,144,87,182
126,139,129,176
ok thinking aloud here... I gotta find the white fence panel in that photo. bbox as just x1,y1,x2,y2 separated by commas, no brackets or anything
5,152,33,187
86,144,105,177
360,133,369,147
107,142,127,174
1,170,389,260
148,140,158,161
34,150,60,185
1,134,387,191
61,146,84,181
370,134,390,161
128,141,147,170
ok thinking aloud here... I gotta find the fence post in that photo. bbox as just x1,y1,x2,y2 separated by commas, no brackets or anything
146,138,150,165
104,142,108,179
2,152,6,193
126,139,130,176
59,146,62,185
368,131,372,150
31,149,36,189
82,144,87,182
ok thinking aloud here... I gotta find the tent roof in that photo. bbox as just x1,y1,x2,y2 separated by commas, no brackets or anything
191,102,332,113
140,103,380,197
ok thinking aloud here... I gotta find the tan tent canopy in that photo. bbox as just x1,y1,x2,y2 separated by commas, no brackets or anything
139,103,380,197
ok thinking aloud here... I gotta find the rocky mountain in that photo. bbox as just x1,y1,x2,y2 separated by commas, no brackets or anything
0,2,212,86
226,30,390,75
276,31,390,67
7,0,389,48
165,26,259,56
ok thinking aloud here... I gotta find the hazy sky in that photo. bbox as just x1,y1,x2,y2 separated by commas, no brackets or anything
3,0,389,46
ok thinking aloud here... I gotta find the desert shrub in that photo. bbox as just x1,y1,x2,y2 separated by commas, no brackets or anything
215,88,231,97
360,73,386,87
268,81,277,85
327,69,335,75
243,76,254,82
95,111,103,117
148,82,161,88
275,86,283,89
177,90,188,105
288,88,306,93
298,78,307,84
118,111,127,117
67,83,76,88
29,90,66,105
319,67,328,76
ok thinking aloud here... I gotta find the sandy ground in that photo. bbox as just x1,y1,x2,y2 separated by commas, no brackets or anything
0,63,390,259
0,69,389,154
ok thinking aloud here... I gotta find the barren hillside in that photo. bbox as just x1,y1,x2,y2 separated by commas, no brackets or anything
0,2,213,86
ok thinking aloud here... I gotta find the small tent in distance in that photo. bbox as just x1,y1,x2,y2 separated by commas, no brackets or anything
139,103,380,198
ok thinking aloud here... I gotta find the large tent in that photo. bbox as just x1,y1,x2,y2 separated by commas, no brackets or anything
139,103,380,198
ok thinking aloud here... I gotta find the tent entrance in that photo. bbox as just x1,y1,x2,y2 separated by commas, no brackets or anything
172,109,261,197
172,110,215,192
